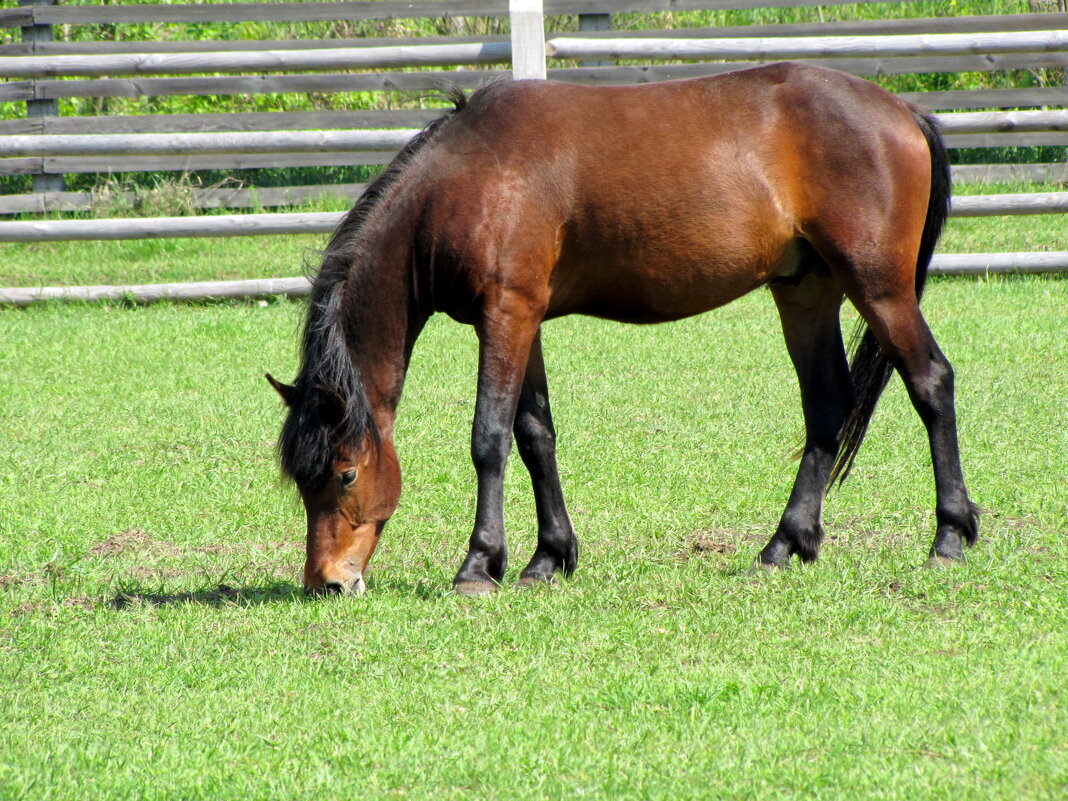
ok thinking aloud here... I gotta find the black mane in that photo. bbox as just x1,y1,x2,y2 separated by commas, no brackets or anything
278,87,467,489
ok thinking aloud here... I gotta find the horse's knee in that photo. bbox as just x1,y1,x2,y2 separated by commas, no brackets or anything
907,351,955,424
471,423,512,473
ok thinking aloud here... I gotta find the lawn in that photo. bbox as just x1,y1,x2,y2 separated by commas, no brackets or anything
0,263,1065,797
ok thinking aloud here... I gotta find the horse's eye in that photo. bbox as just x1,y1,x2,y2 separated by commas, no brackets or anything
340,470,358,488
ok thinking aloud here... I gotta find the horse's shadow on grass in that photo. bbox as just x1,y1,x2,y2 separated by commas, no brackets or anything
110,580,303,609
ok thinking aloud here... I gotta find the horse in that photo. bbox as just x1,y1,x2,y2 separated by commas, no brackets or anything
266,62,979,596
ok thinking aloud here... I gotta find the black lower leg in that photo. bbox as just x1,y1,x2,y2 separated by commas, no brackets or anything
759,279,853,567
453,420,512,588
514,332,577,583
453,314,542,591
898,342,979,562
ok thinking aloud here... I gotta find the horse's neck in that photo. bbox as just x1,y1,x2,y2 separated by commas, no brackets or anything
345,213,426,436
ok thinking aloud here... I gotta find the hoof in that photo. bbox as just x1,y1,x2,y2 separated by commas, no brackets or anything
452,580,498,597
925,554,963,570
749,559,784,574
516,574,555,588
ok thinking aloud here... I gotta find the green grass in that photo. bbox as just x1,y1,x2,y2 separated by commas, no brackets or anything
1,272,1065,799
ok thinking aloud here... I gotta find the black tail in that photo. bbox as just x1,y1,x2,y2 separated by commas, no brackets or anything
829,108,952,485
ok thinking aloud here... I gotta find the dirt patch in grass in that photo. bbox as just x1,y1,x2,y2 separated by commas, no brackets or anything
11,596,97,617
676,528,753,561
0,573,44,590
88,528,182,559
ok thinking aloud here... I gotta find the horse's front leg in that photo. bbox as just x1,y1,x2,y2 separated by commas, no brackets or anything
453,293,544,595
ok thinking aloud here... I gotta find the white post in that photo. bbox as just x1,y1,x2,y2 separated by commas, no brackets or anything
510,0,546,80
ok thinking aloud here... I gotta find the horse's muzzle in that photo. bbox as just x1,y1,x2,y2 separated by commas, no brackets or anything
305,573,367,597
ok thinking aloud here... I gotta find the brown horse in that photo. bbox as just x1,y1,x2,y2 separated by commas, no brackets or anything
267,62,979,596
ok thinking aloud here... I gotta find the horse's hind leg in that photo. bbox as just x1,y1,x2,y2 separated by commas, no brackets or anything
758,273,854,567
850,295,979,564
514,329,578,585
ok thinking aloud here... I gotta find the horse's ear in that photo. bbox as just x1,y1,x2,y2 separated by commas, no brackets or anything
265,373,296,407
314,384,347,428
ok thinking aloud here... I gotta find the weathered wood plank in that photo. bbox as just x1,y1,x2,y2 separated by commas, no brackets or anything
937,111,1068,135
0,8,32,28
2,112,1060,158
942,132,1068,148
6,188,1063,217
0,152,394,176
0,43,512,78
951,163,1068,184
0,110,444,136
898,88,1068,111
0,0,899,28
2,2,508,26
0,184,370,215
3,250,1062,310
2,91,1058,138
5,13,1065,57
546,30,1068,61
5,31,1067,79
5,174,1068,216
0,81,33,102
7,71,503,101
951,193,1068,216
0,278,313,307
0,34,509,57
2,189,1066,240
0,212,343,242
550,53,1068,82
0,130,421,158
929,252,1068,275
15,50,1067,102
560,12,1068,39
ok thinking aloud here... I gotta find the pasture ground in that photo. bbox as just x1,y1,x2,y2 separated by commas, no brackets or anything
1,209,1066,797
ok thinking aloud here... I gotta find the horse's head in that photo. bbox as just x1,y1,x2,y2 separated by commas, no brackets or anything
267,373,401,595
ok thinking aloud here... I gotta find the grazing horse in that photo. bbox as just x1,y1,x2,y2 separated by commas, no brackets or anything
267,62,979,596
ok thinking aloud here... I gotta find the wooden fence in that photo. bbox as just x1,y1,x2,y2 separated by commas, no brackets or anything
1,0,1066,303
3,0,1068,205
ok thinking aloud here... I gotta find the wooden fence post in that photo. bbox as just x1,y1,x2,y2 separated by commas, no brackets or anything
19,0,64,193
510,0,546,80
578,12,612,68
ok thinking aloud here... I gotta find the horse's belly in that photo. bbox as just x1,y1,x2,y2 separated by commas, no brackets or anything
549,226,802,323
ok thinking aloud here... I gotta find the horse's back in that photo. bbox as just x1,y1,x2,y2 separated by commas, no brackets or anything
419,64,931,323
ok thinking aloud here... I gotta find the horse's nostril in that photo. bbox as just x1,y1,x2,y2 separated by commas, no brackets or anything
323,581,346,595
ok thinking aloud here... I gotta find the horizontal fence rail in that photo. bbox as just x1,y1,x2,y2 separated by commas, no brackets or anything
4,32,1068,79
11,170,1066,215
2,88,1067,136
1,194,1065,243
0,44,511,78
545,30,1068,61
0,0,903,28
5,13,1067,57
5,57,1067,105
0,212,341,242
3,252,1064,307
0,278,313,307
0,130,421,158
1,112,1062,164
